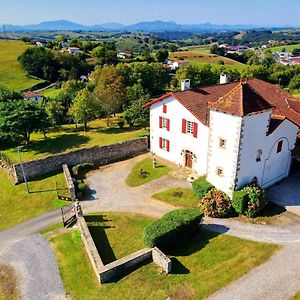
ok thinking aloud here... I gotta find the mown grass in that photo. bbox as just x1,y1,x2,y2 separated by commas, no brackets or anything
152,187,198,208
0,169,68,230
40,86,61,98
40,222,64,234
267,43,300,53
0,40,44,91
50,212,279,300
2,117,149,163
185,45,212,52
169,50,245,67
125,158,171,187
0,263,19,300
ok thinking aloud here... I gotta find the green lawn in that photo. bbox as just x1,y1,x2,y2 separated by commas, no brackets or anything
40,86,61,98
125,158,171,187
50,213,279,300
0,40,44,91
186,45,212,52
0,263,19,300
267,43,300,53
152,187,198,208
0,169,68,230
2,117,149,163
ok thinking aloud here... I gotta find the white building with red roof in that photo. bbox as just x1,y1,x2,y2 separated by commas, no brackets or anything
144,77,300,196
23,91,43,103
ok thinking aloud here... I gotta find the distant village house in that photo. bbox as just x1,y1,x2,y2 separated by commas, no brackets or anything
23,91,43,103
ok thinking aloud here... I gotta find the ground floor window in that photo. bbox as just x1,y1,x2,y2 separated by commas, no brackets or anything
159,137,170,152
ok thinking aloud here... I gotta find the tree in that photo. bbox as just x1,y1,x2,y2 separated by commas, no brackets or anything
92,66,125,126
45,99,65,130
69,88,99,131
288,74,300,91
92,42,117,65
155,49,169,62
18,47,58,81
0,100,49,145
0,86,22,102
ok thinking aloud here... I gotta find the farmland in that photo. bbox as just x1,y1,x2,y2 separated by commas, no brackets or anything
267,43,300,53
169,50,245,67
0,40,44,91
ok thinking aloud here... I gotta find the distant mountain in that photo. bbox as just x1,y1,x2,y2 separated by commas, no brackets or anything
3,19,289,33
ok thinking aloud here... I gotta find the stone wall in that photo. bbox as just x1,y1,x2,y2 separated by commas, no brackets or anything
13,138,148,183
152,247,172,274
62,164,76,201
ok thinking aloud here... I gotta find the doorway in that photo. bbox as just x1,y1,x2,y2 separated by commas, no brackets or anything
185,150,193,168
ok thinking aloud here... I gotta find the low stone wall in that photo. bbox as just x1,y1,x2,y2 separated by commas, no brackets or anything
152,247,172,274
13,138,148,183
77,215,172,284
62,164,76,201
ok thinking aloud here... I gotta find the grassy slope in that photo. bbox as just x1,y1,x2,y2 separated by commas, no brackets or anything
186,45,212,52
0,40,44,91
40,86,61,98
50,213,279,300
0,169,67,230
2,117,148,163
169,50,245,67
0,263,19,300
152,187,198,208
125,158,171,187
267,43,300,53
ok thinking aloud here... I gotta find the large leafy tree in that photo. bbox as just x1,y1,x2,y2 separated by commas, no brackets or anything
0,100,49,145
69,88,99,131
45,99,65,130
92,66,125,126
18,47,58,81
155,49,169,62
92,42,117,65
0,85,22,102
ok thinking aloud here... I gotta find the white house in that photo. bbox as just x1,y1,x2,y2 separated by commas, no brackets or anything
67,47,80,55
144,77,300,197
168,60,189,71
117,51,133,59
23,91,43,103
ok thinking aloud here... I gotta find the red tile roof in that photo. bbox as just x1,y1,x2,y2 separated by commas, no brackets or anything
23,91,41,98
144,78,300,127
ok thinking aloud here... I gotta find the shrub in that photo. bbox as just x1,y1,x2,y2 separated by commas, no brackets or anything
78,183,88,191
143,208,203,249
117,121,125,128
232,184,267,218
192,177,213,201
199,188,232,218
72,163,94,177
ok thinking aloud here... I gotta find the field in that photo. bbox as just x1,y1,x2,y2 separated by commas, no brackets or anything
169,51,245,67
0,40,44,91
2,116,148,163
0,168,68,230
267,43,300,53
50,212,278,300
40,86,61,98
185,45,212,52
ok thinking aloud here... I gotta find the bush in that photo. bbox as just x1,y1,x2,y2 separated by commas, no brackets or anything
232,184,267,218
117,121,125,128
199,188,232,218
192,177,213,201
143,208,203,249
72,163,94,177
78,183,88,191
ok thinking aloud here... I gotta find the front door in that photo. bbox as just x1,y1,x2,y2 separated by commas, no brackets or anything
185,151,193,168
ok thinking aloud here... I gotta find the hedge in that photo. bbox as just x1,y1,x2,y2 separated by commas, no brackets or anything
72,163,94,177
143,208,203,249
192,177,213,201
232,184,267,217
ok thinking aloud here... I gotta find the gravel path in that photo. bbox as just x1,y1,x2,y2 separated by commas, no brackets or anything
0,234,68,300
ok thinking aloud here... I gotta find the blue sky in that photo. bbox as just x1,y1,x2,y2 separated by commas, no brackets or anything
1,0,300,26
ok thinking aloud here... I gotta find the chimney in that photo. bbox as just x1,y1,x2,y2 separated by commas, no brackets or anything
220,74,230,85
181,79,191,91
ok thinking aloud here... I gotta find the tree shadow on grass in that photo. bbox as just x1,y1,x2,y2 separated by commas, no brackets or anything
21,134,90,155
100,126,141,135
85,215,117,265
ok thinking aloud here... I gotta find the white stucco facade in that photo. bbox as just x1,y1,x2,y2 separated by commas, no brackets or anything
148,93,299,197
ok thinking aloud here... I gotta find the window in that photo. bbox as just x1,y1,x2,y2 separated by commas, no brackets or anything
159,117,170,131
277,140,283,153
219,138,226,149
159,137,170,152
187,121,194,134
216,167,224,177
256,149,263,162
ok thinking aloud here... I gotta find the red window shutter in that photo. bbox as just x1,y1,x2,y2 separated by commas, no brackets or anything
163,104,167,113
182,119,187,133
166,140,170,152
167,119,170,131
159,116,162,128
159,137,163,149
193,122,198,138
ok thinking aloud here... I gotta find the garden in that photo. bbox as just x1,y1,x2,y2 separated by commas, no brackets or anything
49,212,278,300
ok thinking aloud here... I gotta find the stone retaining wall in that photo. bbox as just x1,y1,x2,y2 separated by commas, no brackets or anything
13,138,148,183
62,164,76,201
77,215,172,284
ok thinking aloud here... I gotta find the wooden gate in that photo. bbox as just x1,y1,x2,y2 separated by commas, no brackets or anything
61,204,76,227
